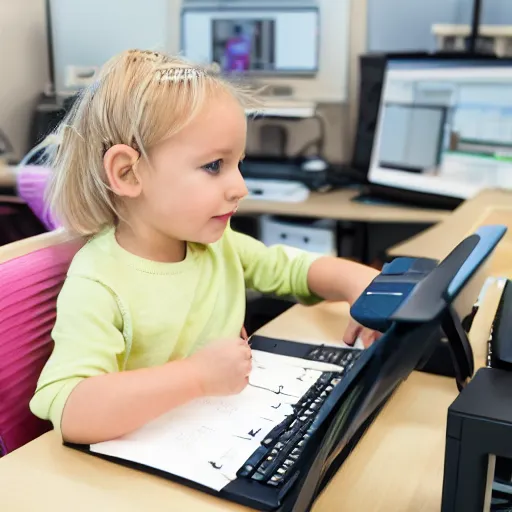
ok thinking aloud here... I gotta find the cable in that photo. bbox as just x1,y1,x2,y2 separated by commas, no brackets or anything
17,133,61,168
0,129,14,156
491,500,512,511
248,109,328,160
491,478,512,511
294,111,328,159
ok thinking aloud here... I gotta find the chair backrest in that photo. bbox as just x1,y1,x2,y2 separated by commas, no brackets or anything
15,165,58,232
0,229,84,455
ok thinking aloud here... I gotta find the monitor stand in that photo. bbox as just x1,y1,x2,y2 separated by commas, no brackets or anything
441,304,475,391
352,183,463,211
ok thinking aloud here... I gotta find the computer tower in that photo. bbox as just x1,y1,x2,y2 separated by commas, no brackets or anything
28,94,79,149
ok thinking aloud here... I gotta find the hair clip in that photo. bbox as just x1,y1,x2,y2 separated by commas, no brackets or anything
157,67,206,83
89,79,101,97
101,138,141,157
127,49,161,63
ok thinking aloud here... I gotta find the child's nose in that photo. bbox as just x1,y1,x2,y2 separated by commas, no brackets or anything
227,170,248,202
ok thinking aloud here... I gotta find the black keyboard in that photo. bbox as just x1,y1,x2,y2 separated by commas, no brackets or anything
237,349,362,487
306,345,361,367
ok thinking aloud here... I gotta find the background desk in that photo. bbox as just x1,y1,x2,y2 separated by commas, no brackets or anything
0,165,448,224
0,165,16,190
239,188,449,224
238,188,450,265
389,189,512,277
0,165,451,264
1,189,511,511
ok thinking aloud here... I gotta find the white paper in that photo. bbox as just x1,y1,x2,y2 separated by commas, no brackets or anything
90,350,343,491
92,423,233,490
251,349,349,373
217,437,263,481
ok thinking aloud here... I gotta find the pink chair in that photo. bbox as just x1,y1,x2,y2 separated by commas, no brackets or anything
0,230,84,455
16,165,59,232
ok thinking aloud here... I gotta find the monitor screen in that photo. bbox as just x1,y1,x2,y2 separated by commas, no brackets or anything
181,7,319,75
368,58,512,200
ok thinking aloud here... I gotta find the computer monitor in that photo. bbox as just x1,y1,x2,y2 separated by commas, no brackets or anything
367,56,512,207
180,2,319,76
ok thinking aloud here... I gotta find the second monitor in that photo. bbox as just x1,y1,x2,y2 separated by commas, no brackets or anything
181,2,319,75
366,56,512,207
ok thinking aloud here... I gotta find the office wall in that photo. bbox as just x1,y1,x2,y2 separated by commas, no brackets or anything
0,0,363,163
0,0,49,159
368,0,512,52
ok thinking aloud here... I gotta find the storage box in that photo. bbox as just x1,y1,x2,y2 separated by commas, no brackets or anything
259,215,336,256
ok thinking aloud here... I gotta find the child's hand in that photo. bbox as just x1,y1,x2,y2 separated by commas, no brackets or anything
189,338,252,396
343,318,381,348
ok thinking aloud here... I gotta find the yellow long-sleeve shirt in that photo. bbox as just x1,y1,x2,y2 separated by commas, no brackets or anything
29,226,321,431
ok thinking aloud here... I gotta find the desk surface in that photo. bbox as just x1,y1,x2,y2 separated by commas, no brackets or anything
0,165,449,223
0,290,503,512
389,189,512,277
2,190,512,511
0,165,15,188
238,188,450,223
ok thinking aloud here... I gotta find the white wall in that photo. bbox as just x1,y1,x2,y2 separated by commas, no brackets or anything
368,0,512,52
0,0,49,159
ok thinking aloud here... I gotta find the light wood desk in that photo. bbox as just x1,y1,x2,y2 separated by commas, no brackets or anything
1,192,511,511
239,188,449,224
0,165,15,188
389,189,512,277
0,290,504,512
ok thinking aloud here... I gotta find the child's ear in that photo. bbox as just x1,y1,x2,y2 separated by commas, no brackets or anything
104,144,142,198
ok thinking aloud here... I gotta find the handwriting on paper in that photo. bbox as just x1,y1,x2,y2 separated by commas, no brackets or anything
90,349,342,490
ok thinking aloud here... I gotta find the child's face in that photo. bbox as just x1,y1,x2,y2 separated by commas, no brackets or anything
137,90,249,245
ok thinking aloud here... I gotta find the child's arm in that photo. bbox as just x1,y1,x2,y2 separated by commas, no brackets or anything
306,256,380,346
61,358,202,444
230,228,378,304
60,337,250,444
306,256,378,305
229,229,380,345
30,277,251,445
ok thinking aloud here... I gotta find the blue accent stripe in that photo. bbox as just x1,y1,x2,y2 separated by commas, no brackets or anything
447,225,507,298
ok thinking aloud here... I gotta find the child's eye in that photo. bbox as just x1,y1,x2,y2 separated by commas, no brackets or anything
202,159,223,174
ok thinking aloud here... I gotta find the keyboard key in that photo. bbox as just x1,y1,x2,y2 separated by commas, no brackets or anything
236,445,269,478
239,365,354,488
253,470,267,482
262,415,294,446
268,474,284,486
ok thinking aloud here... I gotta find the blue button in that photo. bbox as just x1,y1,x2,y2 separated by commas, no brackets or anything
381,257,415,276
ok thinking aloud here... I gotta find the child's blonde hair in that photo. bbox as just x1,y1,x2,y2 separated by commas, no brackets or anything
43,49,257,236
